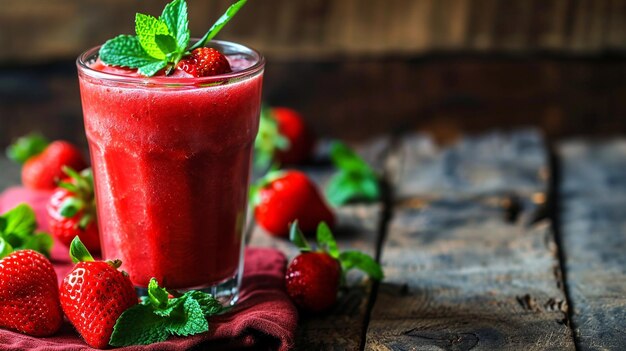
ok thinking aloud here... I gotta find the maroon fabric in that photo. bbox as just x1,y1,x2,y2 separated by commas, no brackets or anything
0,187,298,350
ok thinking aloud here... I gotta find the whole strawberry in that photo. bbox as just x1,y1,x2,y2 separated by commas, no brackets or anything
60,237,137,349
252,171,335,238
0,250,63,336
285,222,383,313
177,47,232,77
273,107,315,165
253,107,315,170
47,167,100,253
6,134,87,190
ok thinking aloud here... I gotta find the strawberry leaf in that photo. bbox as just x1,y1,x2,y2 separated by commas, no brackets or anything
289,221,311,252
254,107,290,171
160,0,190,53
100,35,160,69
190,0,248,51
338,250,384,281
59,197,83,218
69,236,95,263
316,222,339,259
6,133,49,164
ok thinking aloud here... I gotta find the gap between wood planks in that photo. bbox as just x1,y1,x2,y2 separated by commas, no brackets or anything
546,142,580,351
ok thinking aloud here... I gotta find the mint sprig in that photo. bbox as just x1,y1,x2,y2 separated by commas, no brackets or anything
326,141,380,206
98,0,247,77
289,222,384,282
109,278,224,346
0,204,53,259
6,133,49,164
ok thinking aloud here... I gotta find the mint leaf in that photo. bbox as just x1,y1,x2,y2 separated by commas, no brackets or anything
184,290,223,317
330,142,375,175
326,172,379,206
160,0,190,53
6,133,49,164
155,34,178,55
166,297,208,336
326,141,380,206
316,222,339,258
110,304,170,346
0,236,14,259
289,221,311,252
338,251,384,281
69,236,94,263
135,13,171,59
2,203,37,239
0,217,6,233
148,278,169,309
190,0,248,50
100,35,160,68
138,60,168,77
21,233,53,257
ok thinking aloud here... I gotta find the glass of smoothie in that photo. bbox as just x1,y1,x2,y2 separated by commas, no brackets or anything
76,40,264,305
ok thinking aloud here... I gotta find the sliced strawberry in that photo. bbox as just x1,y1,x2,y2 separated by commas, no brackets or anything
177,47,232,77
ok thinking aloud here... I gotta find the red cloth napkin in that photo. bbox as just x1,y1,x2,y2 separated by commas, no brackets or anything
0,187,298,351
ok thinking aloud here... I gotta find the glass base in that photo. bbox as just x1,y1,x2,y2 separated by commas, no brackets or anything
135,272,241,307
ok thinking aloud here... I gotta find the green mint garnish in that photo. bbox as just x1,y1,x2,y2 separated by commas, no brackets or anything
6,133,49,165
326,141,380,206
69,236,95,263
0,204,53,259
189,0,248,51
289,221,384,281
99,0,247,77
110,278,224,346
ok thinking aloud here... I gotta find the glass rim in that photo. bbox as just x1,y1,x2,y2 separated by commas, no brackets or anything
76,39,265,86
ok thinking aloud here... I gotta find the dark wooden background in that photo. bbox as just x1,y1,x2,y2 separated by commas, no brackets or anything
1,0,626,149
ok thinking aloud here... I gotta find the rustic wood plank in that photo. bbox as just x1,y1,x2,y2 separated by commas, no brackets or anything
558,140,626,350
366,131,574,350
388,130,549,203
249,138,390,351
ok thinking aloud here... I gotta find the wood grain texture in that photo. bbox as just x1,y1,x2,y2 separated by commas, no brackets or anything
387,130,549,202
558,140,626,350
3,0,626,63
249,138,390,351
365,131,574,350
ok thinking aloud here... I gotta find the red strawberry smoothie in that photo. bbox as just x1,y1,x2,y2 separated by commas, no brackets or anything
77,41,264,293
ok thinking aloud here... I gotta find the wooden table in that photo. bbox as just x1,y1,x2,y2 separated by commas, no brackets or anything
1,130,624,350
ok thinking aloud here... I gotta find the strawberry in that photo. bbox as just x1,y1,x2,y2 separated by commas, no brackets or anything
273,107,315,165
7,134,87,190
60,237,137,349
177,47,232,77
0,250,63,336
252,171,335,238
47,167,100,253
285,222,383,313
